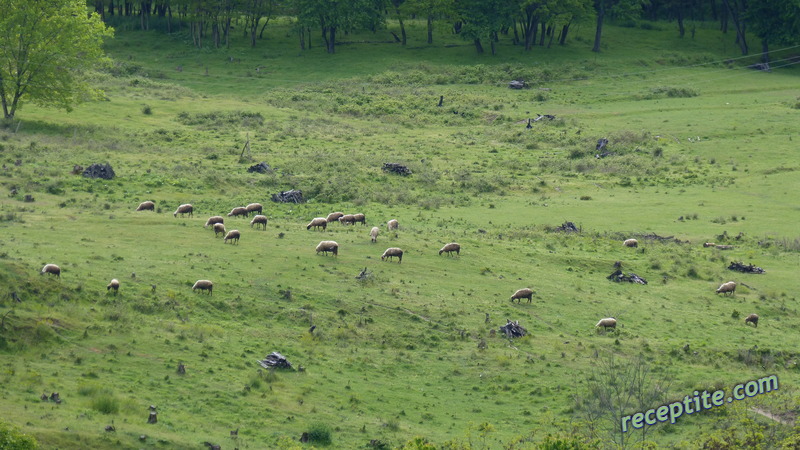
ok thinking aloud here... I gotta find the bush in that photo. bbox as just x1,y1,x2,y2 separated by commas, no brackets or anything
0,420,38,449
91,393,120,414
306,422,332,445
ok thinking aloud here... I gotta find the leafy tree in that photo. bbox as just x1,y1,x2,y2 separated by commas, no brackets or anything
0,0,113,120
295,0,384,53
405,0,454,44
591,0,646,52
744,0,800,64
454,0,515,54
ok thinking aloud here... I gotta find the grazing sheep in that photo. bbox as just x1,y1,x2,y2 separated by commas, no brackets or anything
192,279,213,295
715,245,734,250
510,288,533,303
228,207,248,218
439,243,461,256
136,201,155,211
173,204,193,218
307,217,328,231
387,219,399,231
204,216,224,228
107,278,120,294
596,317,617,330
245,203,263,216
716,281,737,296
744,313,759,328
213,223,226,237
250,215,268,230
224,229,241,244
381,247,403,263
353,213,366,226
703,242,716,248
370,226,380,243
326,212,344,223
40,264,61,278
623,239,639,248
339,214,356,225
316,240,339,256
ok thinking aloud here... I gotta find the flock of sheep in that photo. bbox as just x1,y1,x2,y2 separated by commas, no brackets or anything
37,202,759,332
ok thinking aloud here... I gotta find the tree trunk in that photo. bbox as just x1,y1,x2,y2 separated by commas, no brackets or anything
761,39,769,64
395,8,406,45
426,15,433,44
523,12,536,51
327,27,336,54
539,21,546,46
592,1,605,53
677,9,685,37
559,22,570,45
722,0,748,54
299,27,305,50
473,38,483,54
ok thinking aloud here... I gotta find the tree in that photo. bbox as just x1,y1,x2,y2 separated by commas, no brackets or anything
0,0,113,120
591,0,646,52
295,0,384,54
744,0,800,64
454,0,515,54
405,0,454,44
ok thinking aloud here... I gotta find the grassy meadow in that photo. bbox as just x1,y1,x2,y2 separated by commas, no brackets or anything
1,15,800,449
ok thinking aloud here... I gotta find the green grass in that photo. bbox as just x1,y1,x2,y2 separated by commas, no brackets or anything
1,15,799,449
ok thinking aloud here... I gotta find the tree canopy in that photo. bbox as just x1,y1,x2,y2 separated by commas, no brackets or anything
0,0,113,120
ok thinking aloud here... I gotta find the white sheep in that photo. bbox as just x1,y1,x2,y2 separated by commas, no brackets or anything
596,317,617,330
326,212,344,223
245,203,263,216
316,240,339,256
339,214,356,225
213,223,226,237
224,229,241,244
204,216,224,228
623,239,638,248
381,247,403,263
716,281,736,296
192,279,213,295
439,243,461,256
370,226,380,243
107,278,120,294
41,263,61,278
703,242,716,248
307,217,328,231
228,206,248,218
250,215,268,230
510,288,533,303
744,313,759,328
353,213,366,226
173,204,193,218
136,201,155,211
387,219,399,231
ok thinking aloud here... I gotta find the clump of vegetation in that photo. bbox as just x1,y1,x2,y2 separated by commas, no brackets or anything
306,422,333,445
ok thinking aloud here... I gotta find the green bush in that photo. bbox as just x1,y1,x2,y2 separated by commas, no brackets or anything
306,422,332,445
0,420,38,449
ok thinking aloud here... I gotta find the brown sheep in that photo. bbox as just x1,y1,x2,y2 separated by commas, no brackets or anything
192,280,213,295
381,247,403,263
307,217,328,231
510,288,533,303
353,213,366,226
716,281,736,296
339,214,356,225
316,240,339,256
245,203,263,216
136,201,155,211
41,263,61,278
596,317,617,330
439,243,461,256
204,216,224,228
228,207,248,218
213,223,226,237
370,226,380,243
173,204,193,218
326,212,344,223
623,239,638,248
744,313,759,328
250,215,268,230
387,219,399,231
107,278,120,294
224,230,241,244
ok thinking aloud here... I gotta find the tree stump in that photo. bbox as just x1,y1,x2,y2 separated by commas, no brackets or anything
148,411,158,424
177,363,185,374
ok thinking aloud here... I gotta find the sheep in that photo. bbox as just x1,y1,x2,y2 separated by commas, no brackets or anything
204,216,224,228
213,223,226,237
250,215,268,230
245,203,263,216
228,207,248,218
622,238,639,248
370,226,380,243
381,247,403,263
136,201,155,211
703,242,716,248
715,281,737,296
339,214,356,225
715,245,734,250
316,240,339,256
326,212,344,223
40,263,61,278
353,213,366,226
224,229,241,244
744,313,759,328
173,204,193,218
439,243,461,256
596,317,617,330
107,278,120,294
192,279,213,295
510,288,533,303
307,217,328,231
387,219,399,231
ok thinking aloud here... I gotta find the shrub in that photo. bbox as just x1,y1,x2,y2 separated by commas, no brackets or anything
142,104,152,115
0,420,38,449
306,422,332,445
91,393,120,414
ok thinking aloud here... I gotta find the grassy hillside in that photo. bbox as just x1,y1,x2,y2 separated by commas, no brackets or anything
1,16,799,449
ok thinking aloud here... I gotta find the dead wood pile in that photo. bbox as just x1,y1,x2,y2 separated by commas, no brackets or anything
499,319,527,338
607,269,648,284
257,352,293,369
728,261,765,274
